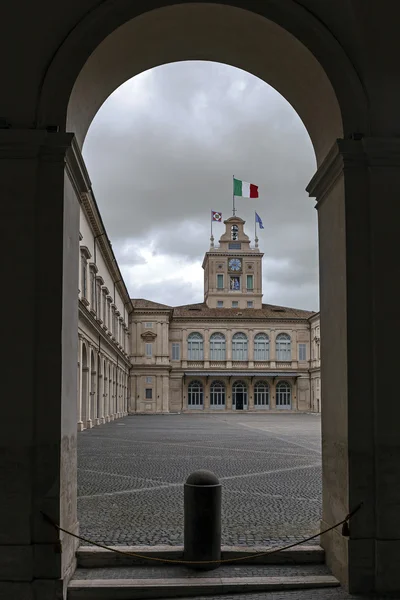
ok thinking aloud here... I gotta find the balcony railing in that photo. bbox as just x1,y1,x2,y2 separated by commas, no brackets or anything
276,361,291,368
210,361,225,368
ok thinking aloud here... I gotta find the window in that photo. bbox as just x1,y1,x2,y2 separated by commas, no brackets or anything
232,332,248,360
228,242,241,250
217,300,224,308
102,291,107,323
145,343,153,357
96,281,101,315
188,380,203,408
298,343,307,361
232,301,239,308
107,300,111,329
187,332,204,360
145,388,153,399
81,256,87,298
210,380,225,408
232,380,248,409
276,333,291,361
276,381,291,408
145,376,152,383
246,274,253,290
210,333,226,360
145,322,153,328
90,270,96,307
254,333,269,360
172,343,180,360
216,274,224,289
247,301,253,308
254,381,269,407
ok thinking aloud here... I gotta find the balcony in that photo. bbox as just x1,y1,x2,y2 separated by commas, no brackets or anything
276,361,292,368
187,361,204,368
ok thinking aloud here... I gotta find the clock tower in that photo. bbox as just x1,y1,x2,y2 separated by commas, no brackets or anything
202,216,264,309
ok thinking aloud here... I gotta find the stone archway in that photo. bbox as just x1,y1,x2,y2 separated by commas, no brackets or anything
3,1,400,597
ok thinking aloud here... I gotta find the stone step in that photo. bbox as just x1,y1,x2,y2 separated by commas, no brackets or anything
76,545,324,568
68,575,339,599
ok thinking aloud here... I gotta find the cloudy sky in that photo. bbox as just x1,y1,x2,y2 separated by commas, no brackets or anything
83,61,318,311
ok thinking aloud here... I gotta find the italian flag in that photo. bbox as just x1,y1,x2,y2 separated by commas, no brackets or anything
233,178,259,198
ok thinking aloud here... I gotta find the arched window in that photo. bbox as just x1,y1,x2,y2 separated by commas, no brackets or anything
254,333,269,360
188,332,204,360
232,380,248,410
276,381,291,408
210,332,226,360
276,333,291,361
210,380,225,408
188,380,203,408
254,381,269,408
232,332,248,360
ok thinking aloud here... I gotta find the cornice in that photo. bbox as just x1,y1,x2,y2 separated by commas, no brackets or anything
80,246,92,260
307,137,400,205
65,135,91,196
78,301,130,366
141,331,157,341
80,191,133,313
0,129,73,160
172,316,311,324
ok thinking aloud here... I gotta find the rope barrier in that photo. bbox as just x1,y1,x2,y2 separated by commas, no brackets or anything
41,501,362,566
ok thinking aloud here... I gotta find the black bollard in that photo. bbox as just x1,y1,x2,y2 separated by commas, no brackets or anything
184,470,221,571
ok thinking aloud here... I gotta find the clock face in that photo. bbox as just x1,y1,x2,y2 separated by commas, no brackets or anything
228,258,242,272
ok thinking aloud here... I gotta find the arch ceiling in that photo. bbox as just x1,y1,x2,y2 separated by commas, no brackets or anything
38,2,368,165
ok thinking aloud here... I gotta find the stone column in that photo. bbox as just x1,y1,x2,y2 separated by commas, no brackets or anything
163,322,169,362
269,380,276,410
162,375,169,413
248,378,254,411
204,378,210,410
226,378,232,411
156,322,162,363
269,330,276,366
77,334,84,431
248,329,254,368
98,360,104,424
182,328,188,367
226,330,232,367
307,138,400,594
129,374,137,413
291,329,298,368
291,378,298,411
204,328,210,367
0,130,79,598
103,361,109,421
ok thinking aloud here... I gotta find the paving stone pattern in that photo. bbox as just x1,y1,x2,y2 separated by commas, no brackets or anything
78,414,322,547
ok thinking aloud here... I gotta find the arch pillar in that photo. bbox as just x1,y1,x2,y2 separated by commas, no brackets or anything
308,137,400,594
0,129,79,597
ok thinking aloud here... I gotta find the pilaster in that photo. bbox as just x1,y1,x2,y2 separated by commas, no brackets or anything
307,137,400,594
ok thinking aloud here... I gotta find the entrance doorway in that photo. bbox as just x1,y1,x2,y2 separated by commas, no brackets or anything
233,380,247,410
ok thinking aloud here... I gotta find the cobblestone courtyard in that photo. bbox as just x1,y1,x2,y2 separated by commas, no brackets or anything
78,414,321,547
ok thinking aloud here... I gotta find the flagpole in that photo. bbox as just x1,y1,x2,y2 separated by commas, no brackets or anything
255,211,256,240
232,175,236,216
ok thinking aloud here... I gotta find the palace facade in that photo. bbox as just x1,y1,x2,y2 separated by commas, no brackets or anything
129,216,321,414
76,185,320,425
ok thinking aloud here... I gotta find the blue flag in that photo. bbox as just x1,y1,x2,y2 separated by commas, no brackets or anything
255,212,264,229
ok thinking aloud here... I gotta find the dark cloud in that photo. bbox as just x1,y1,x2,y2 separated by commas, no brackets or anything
83,61,318,311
